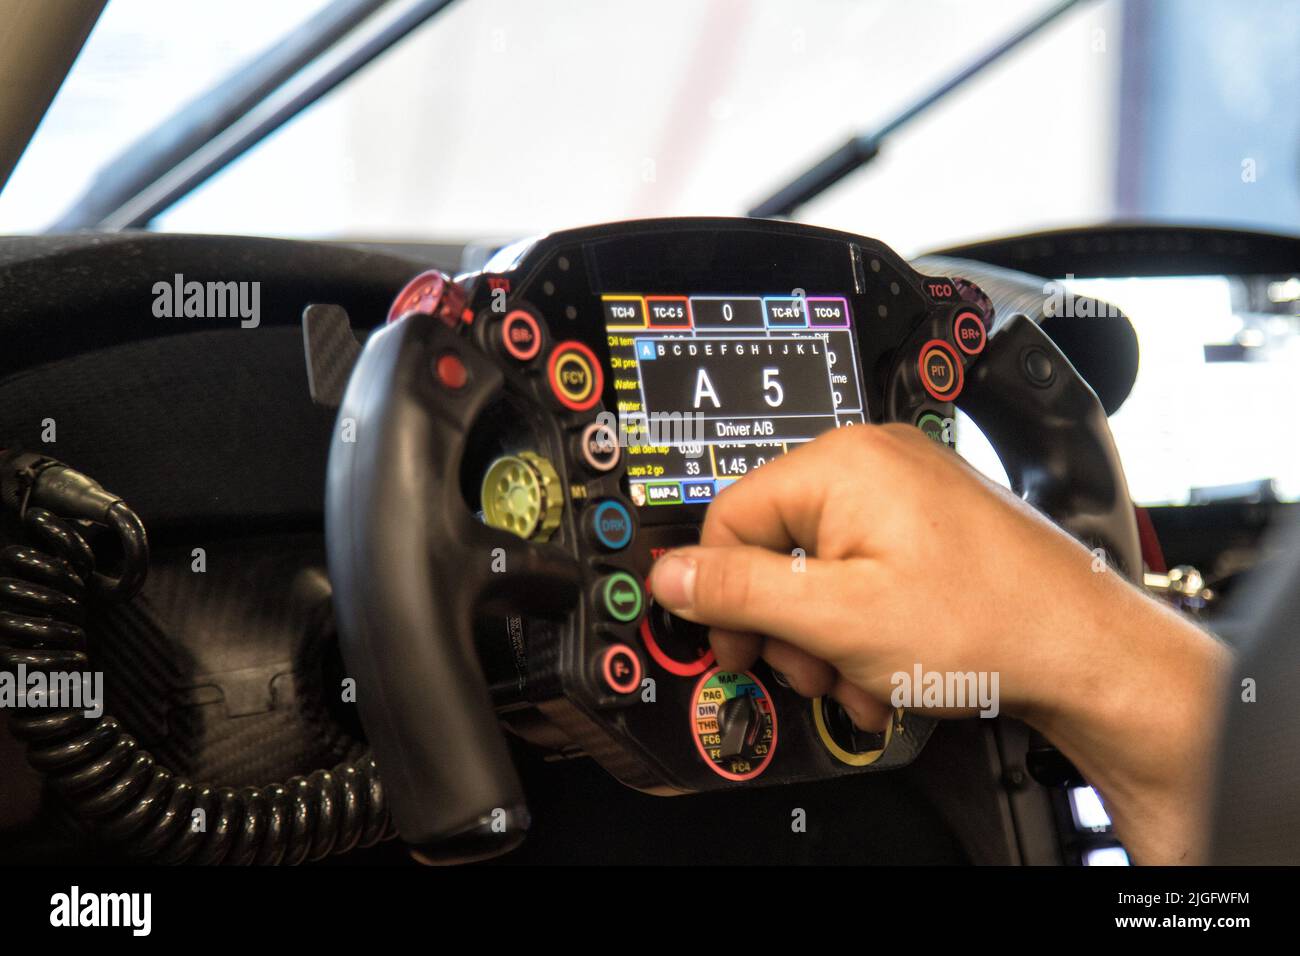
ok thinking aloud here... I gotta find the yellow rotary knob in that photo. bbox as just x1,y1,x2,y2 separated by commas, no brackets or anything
480,452,564,541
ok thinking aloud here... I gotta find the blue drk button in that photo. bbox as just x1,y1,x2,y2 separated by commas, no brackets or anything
588,499,635,551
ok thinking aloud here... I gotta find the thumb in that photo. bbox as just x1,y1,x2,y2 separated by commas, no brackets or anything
649,545,845,661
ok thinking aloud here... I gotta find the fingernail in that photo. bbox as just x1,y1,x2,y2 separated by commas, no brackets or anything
651,553,697,610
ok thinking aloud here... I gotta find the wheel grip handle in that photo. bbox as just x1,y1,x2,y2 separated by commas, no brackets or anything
959,313,1142,580
325,314,527,862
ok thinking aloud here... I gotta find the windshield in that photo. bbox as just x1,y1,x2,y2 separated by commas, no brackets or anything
3,0,1298,254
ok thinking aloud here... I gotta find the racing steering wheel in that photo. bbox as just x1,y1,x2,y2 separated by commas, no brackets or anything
323,218,1139,862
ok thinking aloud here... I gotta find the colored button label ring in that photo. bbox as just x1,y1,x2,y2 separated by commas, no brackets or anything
579,420,621,472
548,340,603,411
916,411,950,445
588,499,634,551
918,339,963,401
601,644,643,695
600,572,644,623
952,310,986,356
501,309,542,362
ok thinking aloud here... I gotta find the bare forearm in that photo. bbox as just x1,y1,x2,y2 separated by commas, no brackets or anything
1023,576,1232,864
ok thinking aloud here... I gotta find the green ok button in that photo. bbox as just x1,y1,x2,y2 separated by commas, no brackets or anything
601,572,644,623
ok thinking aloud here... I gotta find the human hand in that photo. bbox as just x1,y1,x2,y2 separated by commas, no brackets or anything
649,424,1230,863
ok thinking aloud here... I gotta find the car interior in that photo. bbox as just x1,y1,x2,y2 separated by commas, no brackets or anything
0,0,1297,880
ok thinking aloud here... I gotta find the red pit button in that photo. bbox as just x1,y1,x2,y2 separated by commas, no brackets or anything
501,309,541,362
953,310,986,356
918,340,963,401
601,644,643,695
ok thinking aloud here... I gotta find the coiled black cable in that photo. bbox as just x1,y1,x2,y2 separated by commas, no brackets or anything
0,449,395,863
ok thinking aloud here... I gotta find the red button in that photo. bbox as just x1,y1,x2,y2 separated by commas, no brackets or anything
639,575,714,677
547,341,603,412
434,351,468,391
601,644,643,695
953,310,986,356
501,309,541,362
918,339,963,401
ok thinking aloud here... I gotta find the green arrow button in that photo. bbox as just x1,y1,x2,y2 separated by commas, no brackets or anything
602,572,644,623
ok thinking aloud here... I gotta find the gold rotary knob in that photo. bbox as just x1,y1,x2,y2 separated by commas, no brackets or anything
480,452,564,541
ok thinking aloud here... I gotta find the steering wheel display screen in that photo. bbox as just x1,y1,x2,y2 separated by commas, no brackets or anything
602,293,868,507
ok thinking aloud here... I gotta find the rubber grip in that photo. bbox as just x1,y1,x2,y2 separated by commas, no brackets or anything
959,313,1142,580
325,314,527,862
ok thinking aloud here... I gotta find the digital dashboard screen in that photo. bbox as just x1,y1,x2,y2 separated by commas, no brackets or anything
602,293,867,507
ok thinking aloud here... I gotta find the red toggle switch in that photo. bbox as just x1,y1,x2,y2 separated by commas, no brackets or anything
387,269,469,327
